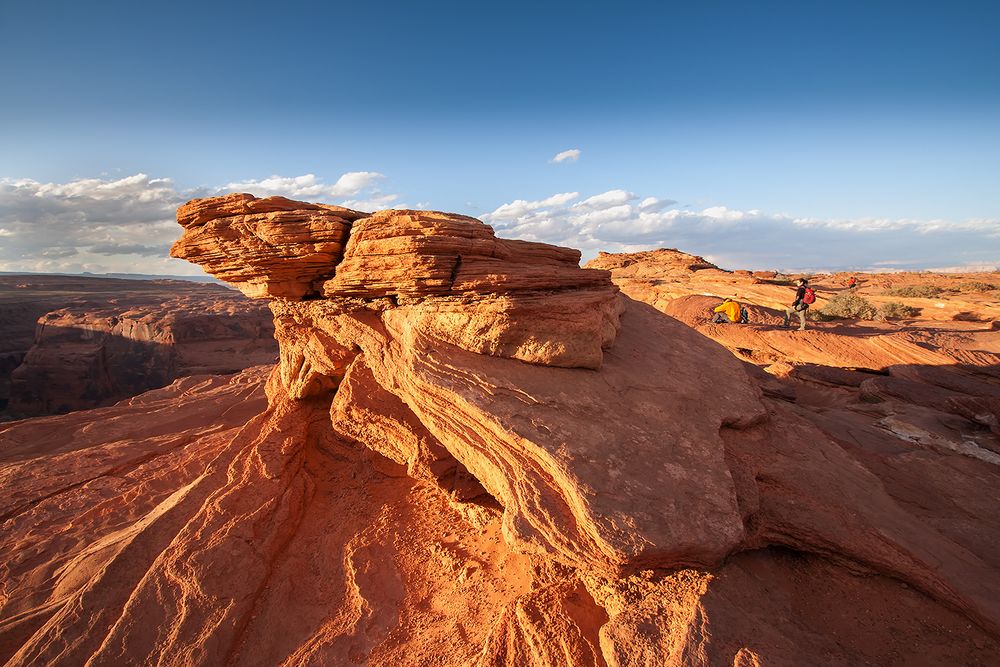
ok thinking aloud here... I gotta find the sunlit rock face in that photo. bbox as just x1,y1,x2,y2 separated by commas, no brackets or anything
172,193,367,299
0,195,997,666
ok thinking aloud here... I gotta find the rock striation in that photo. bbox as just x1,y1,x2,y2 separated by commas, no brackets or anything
1,197,998,665
172,193,367,299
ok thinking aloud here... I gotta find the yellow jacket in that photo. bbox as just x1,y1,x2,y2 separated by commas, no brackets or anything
713,300,741,322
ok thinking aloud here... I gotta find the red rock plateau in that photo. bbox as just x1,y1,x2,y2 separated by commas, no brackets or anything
0,275,277,418
1,196,998,666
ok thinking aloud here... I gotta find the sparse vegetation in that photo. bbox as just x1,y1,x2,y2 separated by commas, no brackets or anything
806,309,836,322
878,302,920,320
953,311,989,322
819,293,878,320
883,285,945,298
953,281,997,293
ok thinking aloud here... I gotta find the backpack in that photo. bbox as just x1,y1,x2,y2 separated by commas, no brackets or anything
739,306,749,324
802,287,816,305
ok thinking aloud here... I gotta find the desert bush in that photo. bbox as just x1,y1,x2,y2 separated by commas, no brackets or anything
953,311,989,322
819,293,878,320
878,302,920,319
953,281,997,293
806,309,836,322
883,285,944,298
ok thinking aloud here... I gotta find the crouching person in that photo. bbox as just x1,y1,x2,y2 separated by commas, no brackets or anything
711,298,742,324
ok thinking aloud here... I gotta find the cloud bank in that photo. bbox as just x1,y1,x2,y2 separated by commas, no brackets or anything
0,172,397,275
482,190,999,272
1,173,995,276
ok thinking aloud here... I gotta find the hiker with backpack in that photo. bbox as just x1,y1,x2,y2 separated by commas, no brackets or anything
782,278,815,330
711,297,747,324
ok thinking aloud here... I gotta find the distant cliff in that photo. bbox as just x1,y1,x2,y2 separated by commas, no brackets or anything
0,275,277,418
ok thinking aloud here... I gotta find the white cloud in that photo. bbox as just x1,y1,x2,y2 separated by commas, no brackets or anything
223,171,386,199
486,192,580,219
789,215,999,234
339,193,406,212
551,149,581,163
0,174,191,275
574,189,635,210
638,197,675,213
483,188,1000,272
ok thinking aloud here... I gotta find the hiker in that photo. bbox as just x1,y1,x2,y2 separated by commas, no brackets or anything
847,276,858,289
782,278,815,330
711,297,742,324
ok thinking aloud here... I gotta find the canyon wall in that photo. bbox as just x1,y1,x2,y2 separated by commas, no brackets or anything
0,275,277,418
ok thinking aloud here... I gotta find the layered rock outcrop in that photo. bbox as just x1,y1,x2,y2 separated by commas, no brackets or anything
172,194,367,299
1,197,998,665
173,195,621,370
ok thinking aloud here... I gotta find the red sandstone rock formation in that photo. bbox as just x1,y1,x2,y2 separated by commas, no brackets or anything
1,197,998,665
0,275,277,418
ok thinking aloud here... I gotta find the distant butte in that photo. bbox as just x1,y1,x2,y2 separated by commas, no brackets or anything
0,194,997,665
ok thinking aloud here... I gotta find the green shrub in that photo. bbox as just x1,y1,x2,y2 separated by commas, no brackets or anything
820,293,878,320
878,302,920,319
883,285,944,298
953,281,997,293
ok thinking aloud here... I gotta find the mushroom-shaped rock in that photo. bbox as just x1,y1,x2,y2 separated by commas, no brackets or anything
170,193,367,298
172,196,622,369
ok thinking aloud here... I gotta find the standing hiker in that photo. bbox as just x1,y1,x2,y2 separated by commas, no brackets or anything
783,278,815,330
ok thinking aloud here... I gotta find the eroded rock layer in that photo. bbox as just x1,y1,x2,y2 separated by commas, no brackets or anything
1,197,998,665
172,193,367,298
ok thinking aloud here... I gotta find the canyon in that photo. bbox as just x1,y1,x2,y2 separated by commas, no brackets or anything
0,195,998,665
0,275,277,418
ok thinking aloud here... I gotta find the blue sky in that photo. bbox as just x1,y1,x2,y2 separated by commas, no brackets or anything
1,0,998,274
